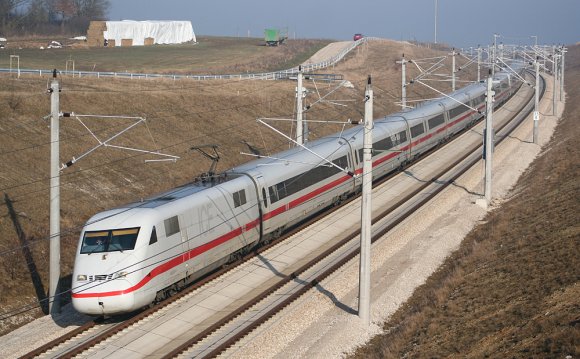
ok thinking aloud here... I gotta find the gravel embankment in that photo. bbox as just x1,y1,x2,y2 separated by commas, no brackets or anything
225,78,563,358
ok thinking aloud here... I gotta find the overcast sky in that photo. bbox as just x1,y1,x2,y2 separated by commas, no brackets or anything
108,0,578,47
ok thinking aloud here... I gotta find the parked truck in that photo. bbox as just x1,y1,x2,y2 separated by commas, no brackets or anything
264,28,288,46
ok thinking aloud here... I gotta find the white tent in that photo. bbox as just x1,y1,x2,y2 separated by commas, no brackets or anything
103,20,196,46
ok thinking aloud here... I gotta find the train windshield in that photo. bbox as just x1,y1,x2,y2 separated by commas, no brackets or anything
80,228,140,254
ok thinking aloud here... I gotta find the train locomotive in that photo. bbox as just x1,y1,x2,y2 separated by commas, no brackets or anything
72,65,524,315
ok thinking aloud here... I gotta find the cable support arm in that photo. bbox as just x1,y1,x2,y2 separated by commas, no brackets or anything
61,114,179,169
521,50,549,72
458,54,477,69
409,56,447,76
395,97,444,104
411,58,447,82
495,57,531,85
240,152,334,167
258,117,358,125
104,144,180,159
410,55,448,63
414,79,481,114
530,46,555,65
304,80,349,111
257,118,355,177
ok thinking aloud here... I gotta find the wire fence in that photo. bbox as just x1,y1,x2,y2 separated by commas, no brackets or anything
0,37,383,81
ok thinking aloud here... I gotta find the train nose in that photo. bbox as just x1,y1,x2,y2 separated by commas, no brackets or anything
72,279,136,315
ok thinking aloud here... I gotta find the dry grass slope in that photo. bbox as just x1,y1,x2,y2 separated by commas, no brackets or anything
351,44,580,358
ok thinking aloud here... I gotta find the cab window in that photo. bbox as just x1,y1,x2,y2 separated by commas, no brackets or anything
80,227,140,254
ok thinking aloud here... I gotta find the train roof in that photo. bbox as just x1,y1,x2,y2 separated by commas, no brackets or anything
83,173,251,230
229,134,354,177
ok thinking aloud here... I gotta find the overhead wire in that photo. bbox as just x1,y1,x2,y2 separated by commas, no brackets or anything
0,73,371,203
0,93,297,195
3,46,502,320
1,43,476,262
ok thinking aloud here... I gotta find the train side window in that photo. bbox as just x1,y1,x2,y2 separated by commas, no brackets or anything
471,95,485,109
448,105,470,119
398,131,408,143
164,216,180,237
262,188,268,208
373,136,393,155
149,226,158,245
268,154,347,204
268,186,278,203
410,123,425,138
428,113,445,129
276,182,287,200
233,189,247,208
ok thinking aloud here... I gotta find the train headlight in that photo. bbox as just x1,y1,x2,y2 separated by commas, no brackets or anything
77,274,87,281
115,271,128,279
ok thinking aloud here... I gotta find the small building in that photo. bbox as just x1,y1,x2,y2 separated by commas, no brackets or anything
87,20,196,47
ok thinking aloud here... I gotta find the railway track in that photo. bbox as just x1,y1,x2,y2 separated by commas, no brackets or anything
166,72,544,358
21,71,543,359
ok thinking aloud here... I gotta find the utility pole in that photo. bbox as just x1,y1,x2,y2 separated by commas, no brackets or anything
296,66,304,145
560,46,566,101
359,75,373,326
434,0,438,44
552,46,557,116
477,46,482,82
396,54,407,109
49,69,61,314
487,45,491,70
484,72,495,205
492,34,500,77
451,49,456,92
533,59,540,144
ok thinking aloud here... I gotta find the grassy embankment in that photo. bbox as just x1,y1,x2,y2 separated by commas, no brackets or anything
352,44,580,359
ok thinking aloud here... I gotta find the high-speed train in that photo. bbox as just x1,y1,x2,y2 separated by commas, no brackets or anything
72,65,524,315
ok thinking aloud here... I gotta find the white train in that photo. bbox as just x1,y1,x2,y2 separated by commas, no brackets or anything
72,66,524,315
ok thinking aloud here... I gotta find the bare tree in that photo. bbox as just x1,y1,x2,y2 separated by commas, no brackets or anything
0,0,108,35
21,0,48,33
74,0,108,19
0,0,30,33
46,0,76,33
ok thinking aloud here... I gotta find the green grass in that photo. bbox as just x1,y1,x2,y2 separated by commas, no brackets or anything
0,36,331,74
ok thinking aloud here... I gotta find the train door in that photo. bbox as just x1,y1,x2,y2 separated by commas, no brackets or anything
441,103,450,140
178,213,191,276
339,137,358,191
400,116,412,161
352,145,363,189
254,175,271,237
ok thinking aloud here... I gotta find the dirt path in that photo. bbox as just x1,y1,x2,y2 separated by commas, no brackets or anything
303,41,353,65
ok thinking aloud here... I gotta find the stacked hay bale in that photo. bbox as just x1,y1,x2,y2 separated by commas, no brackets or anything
87,21,107,47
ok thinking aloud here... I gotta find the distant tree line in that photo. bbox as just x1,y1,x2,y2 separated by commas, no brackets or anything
0,0,109,36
